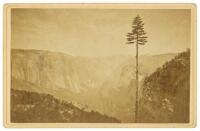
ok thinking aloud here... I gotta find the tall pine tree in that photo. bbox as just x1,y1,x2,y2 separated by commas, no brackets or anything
126,15,147,122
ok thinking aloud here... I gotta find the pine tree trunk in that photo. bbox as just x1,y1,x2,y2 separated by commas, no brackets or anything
135,40,139,123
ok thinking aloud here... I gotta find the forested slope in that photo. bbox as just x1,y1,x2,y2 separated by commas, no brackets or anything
139,50,190,123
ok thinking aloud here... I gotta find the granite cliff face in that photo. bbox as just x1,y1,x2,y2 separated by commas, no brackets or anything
11,49,176,122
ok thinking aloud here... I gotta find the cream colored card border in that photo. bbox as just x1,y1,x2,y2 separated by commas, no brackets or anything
3,3,197,128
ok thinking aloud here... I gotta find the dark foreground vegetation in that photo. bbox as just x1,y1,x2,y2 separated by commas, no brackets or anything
11,89,120,123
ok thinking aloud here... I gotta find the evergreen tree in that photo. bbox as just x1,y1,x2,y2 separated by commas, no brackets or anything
126,15,147,122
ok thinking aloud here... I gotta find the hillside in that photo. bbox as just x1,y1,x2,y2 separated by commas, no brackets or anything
138,49,190,123
11,89,120,123
11,49,176,122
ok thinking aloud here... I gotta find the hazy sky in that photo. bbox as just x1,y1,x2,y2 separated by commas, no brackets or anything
11,9,191,56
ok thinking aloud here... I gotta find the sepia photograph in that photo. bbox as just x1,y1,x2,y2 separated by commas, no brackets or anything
3,4,196,128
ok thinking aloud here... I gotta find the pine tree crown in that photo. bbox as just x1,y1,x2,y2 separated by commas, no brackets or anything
126,15,148,45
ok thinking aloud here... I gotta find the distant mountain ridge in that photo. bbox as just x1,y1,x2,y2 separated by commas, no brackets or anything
11,49,177,122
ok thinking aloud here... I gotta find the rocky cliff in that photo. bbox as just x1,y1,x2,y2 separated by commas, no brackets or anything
11,49,176,122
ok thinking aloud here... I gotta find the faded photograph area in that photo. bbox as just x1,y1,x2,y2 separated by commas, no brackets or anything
11,8,191,123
